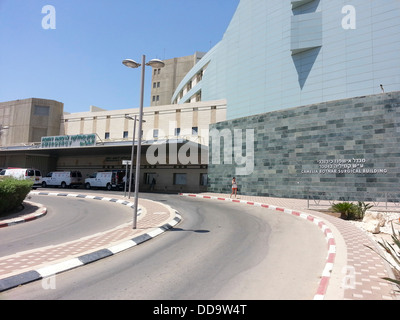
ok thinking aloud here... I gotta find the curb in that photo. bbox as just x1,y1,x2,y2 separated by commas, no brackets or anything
179,193,336,301
0,192,182,292
31,191,142,212
0,191,144,229
0,203,47,228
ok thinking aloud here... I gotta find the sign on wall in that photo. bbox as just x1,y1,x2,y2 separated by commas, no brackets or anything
41,134,96,148
301,158,388,175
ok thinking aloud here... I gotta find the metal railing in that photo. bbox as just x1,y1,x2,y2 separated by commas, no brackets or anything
306,190,400,211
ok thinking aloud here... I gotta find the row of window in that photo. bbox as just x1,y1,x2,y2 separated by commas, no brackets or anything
174,70,204,104
104,127,199,140
144,172,208,186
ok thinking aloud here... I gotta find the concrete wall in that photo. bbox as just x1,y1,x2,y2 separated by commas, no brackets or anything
62,100,226,147
150,52,205,106
0,98,64,146
208,91,400,201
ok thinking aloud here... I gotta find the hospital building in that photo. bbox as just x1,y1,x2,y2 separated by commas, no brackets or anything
1,0,400,200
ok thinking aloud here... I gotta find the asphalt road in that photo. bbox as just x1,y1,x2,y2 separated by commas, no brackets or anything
1,192,328,300
0,194,132,257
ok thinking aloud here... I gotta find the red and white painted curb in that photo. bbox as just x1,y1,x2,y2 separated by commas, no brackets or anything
0,193,182,292
0,204,47,228
179,193,336,300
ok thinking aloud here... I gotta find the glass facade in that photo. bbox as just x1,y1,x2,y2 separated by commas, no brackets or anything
177,0,400,120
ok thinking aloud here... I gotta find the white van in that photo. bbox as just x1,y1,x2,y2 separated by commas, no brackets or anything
0,168,42,188
42,171,83,188
84,172,123,191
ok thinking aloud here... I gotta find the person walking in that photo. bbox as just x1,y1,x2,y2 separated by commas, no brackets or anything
150,177,156,191
230,177,238,198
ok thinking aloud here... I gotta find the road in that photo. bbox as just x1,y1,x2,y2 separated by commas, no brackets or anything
0,194,132,257
1,192,328,300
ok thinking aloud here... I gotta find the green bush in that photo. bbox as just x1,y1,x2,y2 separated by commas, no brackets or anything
330,201,372,220
0,178,33,215
331,202,359,220
357,201,374,218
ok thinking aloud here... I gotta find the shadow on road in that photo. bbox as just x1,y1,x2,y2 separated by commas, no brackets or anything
169,227,210,233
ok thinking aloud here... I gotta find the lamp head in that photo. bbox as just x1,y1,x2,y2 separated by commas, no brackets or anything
146,59,165,69
122,59,141,69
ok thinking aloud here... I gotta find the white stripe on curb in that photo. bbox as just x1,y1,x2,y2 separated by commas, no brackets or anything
0,193,182,292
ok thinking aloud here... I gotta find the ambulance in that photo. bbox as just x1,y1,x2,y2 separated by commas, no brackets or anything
41,171,83,188
84,171,124,190
0,168,43,188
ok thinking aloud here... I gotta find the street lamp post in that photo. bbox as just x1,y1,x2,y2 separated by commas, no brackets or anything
125,115,137,199
125,115,146,199
122,55,165,229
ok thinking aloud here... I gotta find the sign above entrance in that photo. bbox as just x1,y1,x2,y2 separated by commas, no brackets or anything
41,134,96,148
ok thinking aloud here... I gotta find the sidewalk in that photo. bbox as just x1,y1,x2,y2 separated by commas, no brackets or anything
1,191,399,299
180,192,400,301
0,191,181,292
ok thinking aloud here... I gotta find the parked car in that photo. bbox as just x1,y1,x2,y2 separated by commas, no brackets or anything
0,168,42,188
84,171,124,190
42,171,83,188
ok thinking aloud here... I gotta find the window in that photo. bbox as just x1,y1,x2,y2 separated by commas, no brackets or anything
153,129,159,138
174,128,181,136
192,127,198,136
200,173,208,186
152,82,160,89
144,173,157,185
174,173,187,185
105,132,110,139
123,131,129,139
34,105,50,116
197,70,203,82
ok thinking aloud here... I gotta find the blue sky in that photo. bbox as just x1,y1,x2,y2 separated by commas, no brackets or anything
0,0,239,113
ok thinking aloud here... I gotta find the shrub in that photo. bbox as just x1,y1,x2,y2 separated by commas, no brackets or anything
0,178,33,215
331,202,359,220
357,201,374,219
366,222,400,293
330,201,373,220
